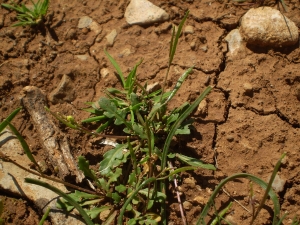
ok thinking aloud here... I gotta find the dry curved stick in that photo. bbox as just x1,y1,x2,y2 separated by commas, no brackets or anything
20,86,84,182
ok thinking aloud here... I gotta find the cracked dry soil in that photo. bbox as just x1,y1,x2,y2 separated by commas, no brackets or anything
0,0,300,224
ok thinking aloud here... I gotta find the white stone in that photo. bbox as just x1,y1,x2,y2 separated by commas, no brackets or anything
239,7,299,47
125,0,169,25
100,68,110,78
184,25,194,34
225,29,245,55
78,16,93,28
120,48,132,57
75,54,89,61
146,82,161,93
267,174,286,193
106,29,117,47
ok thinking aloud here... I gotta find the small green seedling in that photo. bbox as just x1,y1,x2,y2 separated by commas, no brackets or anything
1,0,49,27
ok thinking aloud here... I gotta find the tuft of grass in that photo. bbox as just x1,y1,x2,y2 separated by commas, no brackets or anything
1,0,49,27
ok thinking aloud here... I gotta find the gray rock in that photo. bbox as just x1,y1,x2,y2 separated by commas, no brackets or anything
78,16,93,28
0,129,85,225
106,29,117,47
125,0,169,25
49,74,75,104
225,29,245,55
239,7,299,47
146,82,161,93
267,174,286,193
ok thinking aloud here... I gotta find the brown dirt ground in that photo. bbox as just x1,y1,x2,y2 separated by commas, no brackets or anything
0,0,300,224
0,194,51,225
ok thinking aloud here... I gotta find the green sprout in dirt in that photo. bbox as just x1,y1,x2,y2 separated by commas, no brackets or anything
1,0,49,27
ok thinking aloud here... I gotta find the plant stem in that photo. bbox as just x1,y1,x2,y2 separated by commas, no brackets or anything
168,161,187,225
250,152,286,225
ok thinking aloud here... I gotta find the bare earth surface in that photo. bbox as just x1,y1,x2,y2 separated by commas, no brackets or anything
0,0,300,224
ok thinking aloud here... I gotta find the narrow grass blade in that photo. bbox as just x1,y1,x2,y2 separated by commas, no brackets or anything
279,0,288,12
169,26,175,60
25,178,94,225
81,115,107,123
157,166,196,180
161,86,212,170
8,123,41,172
1,4,24,14
211,202,232,225
0,107,22,133
196,173,280,225
104,49,125,87
125,59,143,92
176,153,216,170
163,67,193,104
103,210,117,225
118,177,156,224
169,11,189,66
251,152,286,224
38,207,50,225
276,213,288,225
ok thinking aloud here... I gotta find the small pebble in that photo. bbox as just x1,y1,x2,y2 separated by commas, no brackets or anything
197,100,208,117
200,45,208,52
192,196,208,205
81,27,89,34
100,68,110,78
226,135,234,142
243,82,253,95
225,215,238,225
78,16,93,28
146,82,161,93
267,174,286,193
106,29,117,47
190,41,196,50
184,25,194,34
183,177,196,188
183,201,192,210
119,48,131,57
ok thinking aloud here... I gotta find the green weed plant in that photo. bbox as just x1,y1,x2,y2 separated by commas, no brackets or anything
1,0,49,27
43,11,215,224
0,11,299,225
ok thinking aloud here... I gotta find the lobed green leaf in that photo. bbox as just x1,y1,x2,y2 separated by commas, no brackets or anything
99,143,129,175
